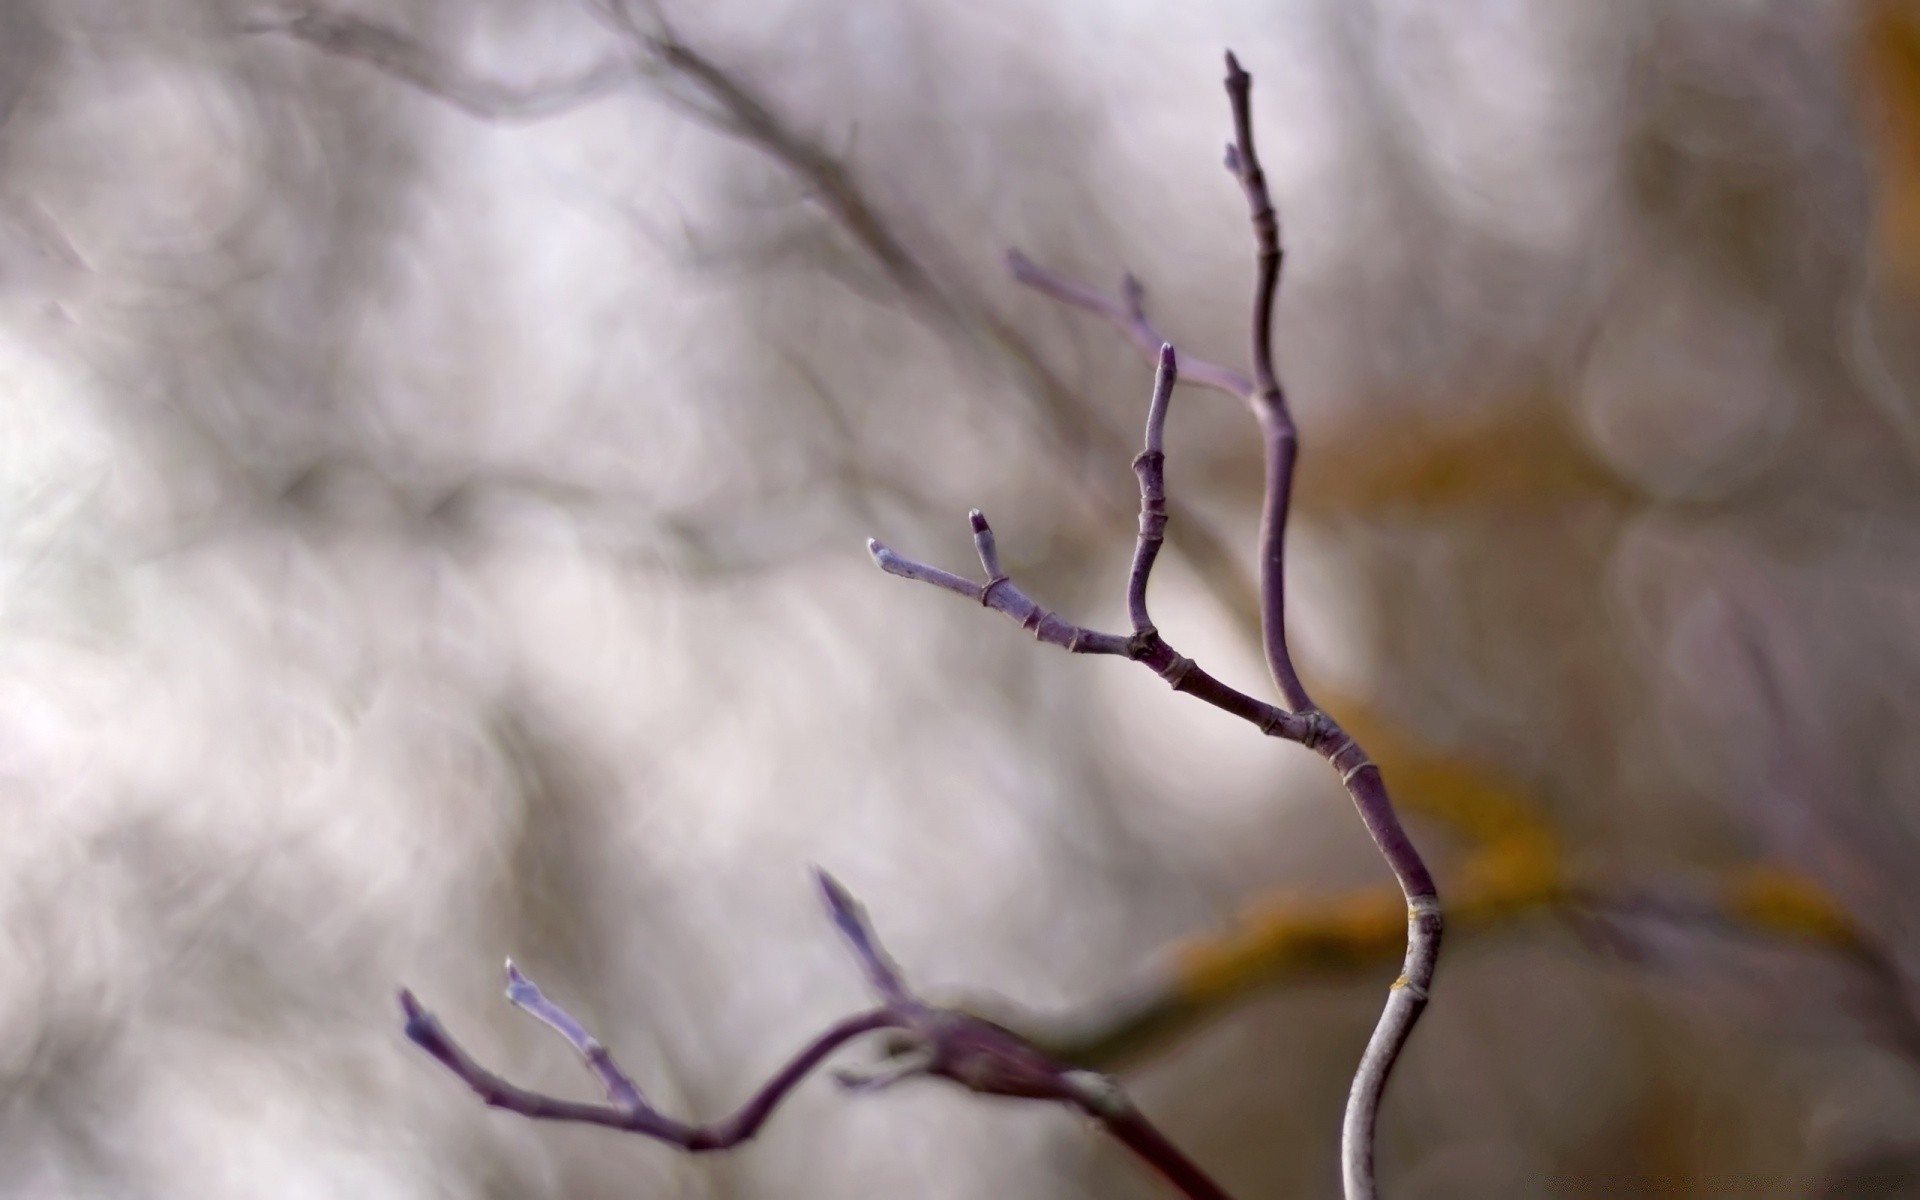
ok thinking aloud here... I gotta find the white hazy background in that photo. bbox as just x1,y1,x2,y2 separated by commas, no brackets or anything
4,1,1920,1196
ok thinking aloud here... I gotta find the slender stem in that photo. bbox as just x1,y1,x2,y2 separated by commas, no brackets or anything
870,524,1313,744
504,960,647,1109
1222,53,1307,714
401,986,901,1149
1127,345,1178,633
816,867,917,1009
1098,1107,1236,1200
1218,51,1439,1200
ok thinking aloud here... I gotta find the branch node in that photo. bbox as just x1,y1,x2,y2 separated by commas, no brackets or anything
1063,1070,1134,1119
1125,627,1159,660
980,575,1012,607
1158,654,1196,687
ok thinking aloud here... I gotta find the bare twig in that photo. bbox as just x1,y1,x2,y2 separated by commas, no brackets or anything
870,348,1315,743
401,871,1234,1199
401,989,897,1147
878,55,1443,1199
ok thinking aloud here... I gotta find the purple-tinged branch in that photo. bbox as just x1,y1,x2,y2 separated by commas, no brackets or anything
816,867,917,1010
867,530,1133,657
1006,250,1256,401
504,959,646,1110
870,345,1321,745
400,982,899,1149
400,874,1235,1198
961,52,1447,1200
1216,53,1440,1200
1126,345,1178,633
869,495,1315,744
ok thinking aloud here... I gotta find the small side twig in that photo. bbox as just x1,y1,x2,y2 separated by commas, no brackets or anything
870,347,1315,744
400,871,1234,1199
1006,250,1255,400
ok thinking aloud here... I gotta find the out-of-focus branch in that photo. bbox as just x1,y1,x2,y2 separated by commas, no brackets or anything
1006,250,1255,400
401,872,1235,1199
244,6,636,120
258,3,1266,638
1023,851,1867,1073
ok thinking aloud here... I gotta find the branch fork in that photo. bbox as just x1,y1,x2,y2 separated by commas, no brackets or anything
873,52,1442,1200
400,870,1231,1199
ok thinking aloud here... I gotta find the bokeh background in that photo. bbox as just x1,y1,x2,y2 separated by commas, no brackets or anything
5,0,1920,1195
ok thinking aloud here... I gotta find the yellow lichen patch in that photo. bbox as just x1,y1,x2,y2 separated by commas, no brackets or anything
1171,887,1410,1006
1323,693,1555,849
1719,864,1866,950
1452,835,1566,918
1299,399,1635,519
1861,0,1920,287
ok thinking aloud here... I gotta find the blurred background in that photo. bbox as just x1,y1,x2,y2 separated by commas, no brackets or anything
4,0,1920,1195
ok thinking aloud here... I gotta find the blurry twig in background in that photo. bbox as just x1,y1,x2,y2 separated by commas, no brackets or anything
401,872,1234,1200
256,1,1266,637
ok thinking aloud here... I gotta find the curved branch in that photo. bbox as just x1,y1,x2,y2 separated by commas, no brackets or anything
1214,54,1440,1197
400,981,900,1148
399,874,1236,1199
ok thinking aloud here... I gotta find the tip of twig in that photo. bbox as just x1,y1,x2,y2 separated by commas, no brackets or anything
968,509,989,534
504,960,539,1007
398,988,436,1046
1005,248,1035,280
867,538,899,573
1157,343,1177,371
1225,50,1246,80
814,865,859,930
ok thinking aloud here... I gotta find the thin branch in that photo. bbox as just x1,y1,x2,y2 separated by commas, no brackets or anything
401,873,1235,1199
880,53,1443,1200
401,984,900,1148
1006,250,1255,401
1227,55,1438,1200
246,7,635,121
869,355,1315,745
816,867,916,1010
504,959,647,1109
1126,344,1178,632
1220,52,1306,715
1066,1073,1236,1200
